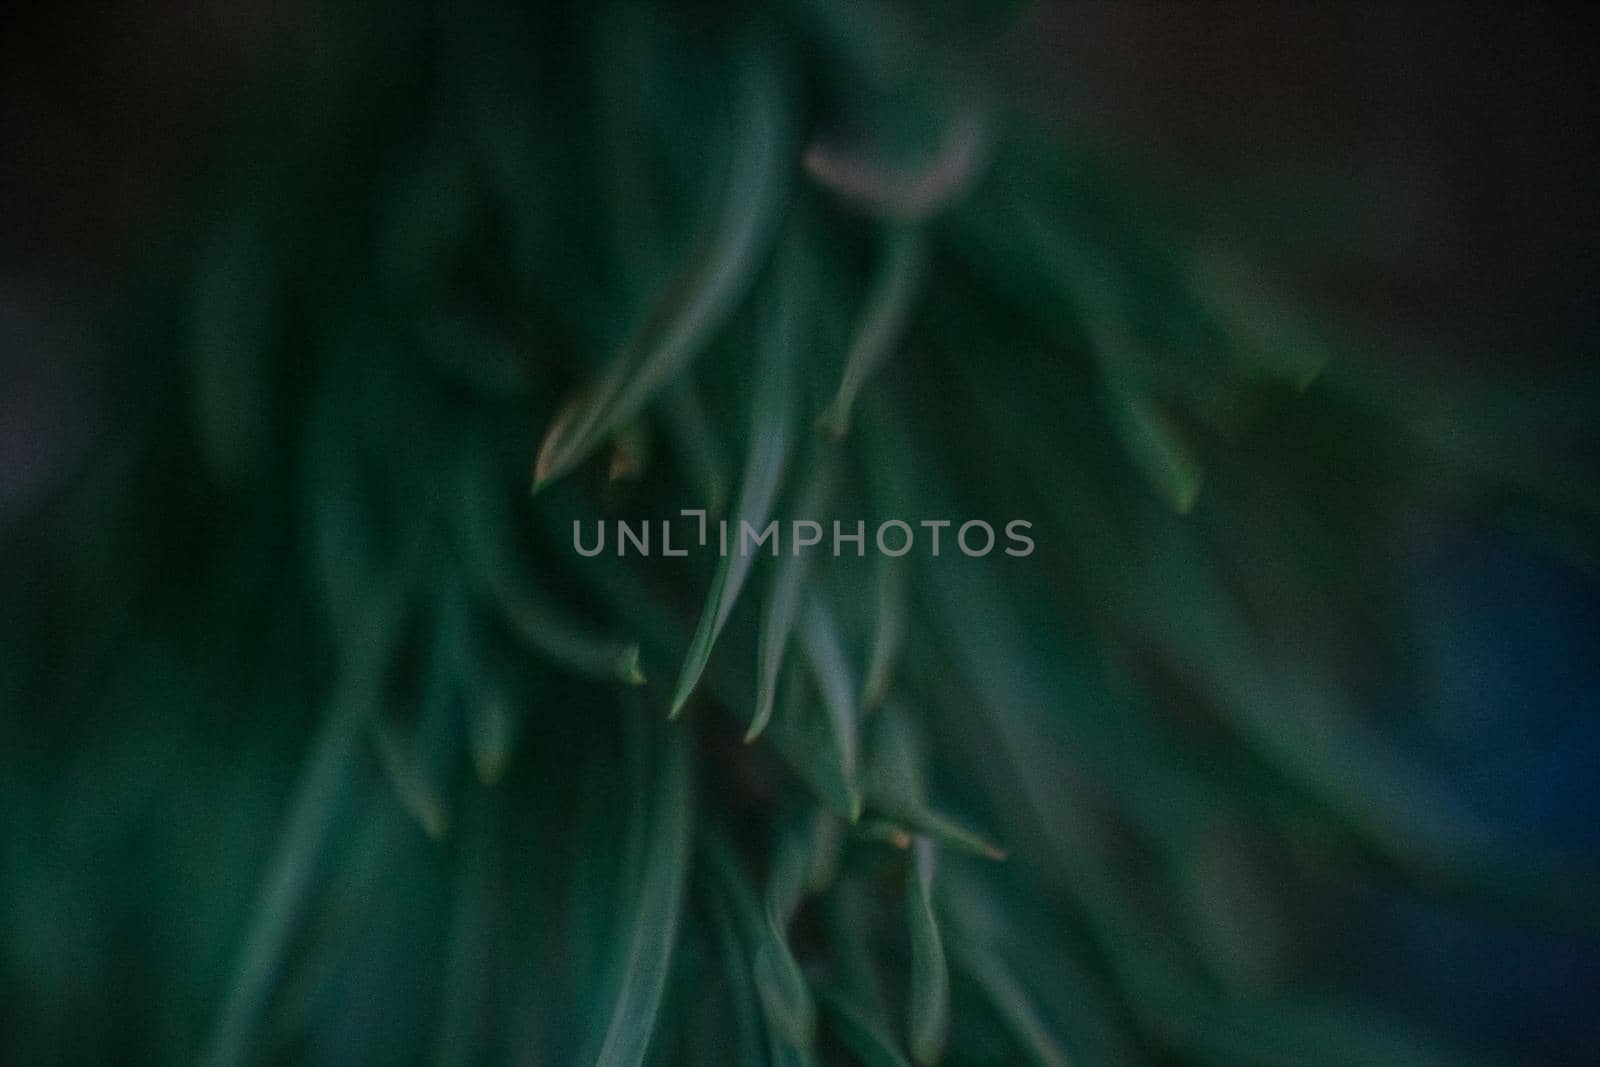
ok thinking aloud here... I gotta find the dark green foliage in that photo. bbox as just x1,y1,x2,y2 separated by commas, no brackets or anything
2,1,1596,1065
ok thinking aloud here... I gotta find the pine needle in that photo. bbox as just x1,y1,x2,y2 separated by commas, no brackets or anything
670,230,807,717
593,733,694,1067
534,42,793,490
819,224,927,438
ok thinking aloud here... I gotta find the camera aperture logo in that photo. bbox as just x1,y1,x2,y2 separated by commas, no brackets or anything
573,511,1034,559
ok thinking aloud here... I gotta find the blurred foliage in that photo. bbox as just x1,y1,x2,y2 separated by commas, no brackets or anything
2,1,1597,1065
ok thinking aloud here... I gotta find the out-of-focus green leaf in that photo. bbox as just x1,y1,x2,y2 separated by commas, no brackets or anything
820,224,926,437
432,569,528,786
755,825,820,1052
703,829,817,1059
865,708,1004,861
794,0,990,220
534,41,794,489
593,731,694,1067
203,596,408,1067
434,792,501,1067
797,597,863,819
820,987,913,1067
373,719,451,840
905,838,950,1065
750,444,838,740
1183,243,1329,391
671,230,807,717
663,382,732,516
705,887,768,1067
860,554,906,710
803,105,989,221
607,421,652,484
455,437,644,684
960,952,1073,1067
1107,386,1204,514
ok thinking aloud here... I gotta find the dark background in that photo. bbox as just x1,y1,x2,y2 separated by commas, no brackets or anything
5,3,1598,502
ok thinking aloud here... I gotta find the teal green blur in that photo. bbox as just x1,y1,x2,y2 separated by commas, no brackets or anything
2,1,1597,1065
